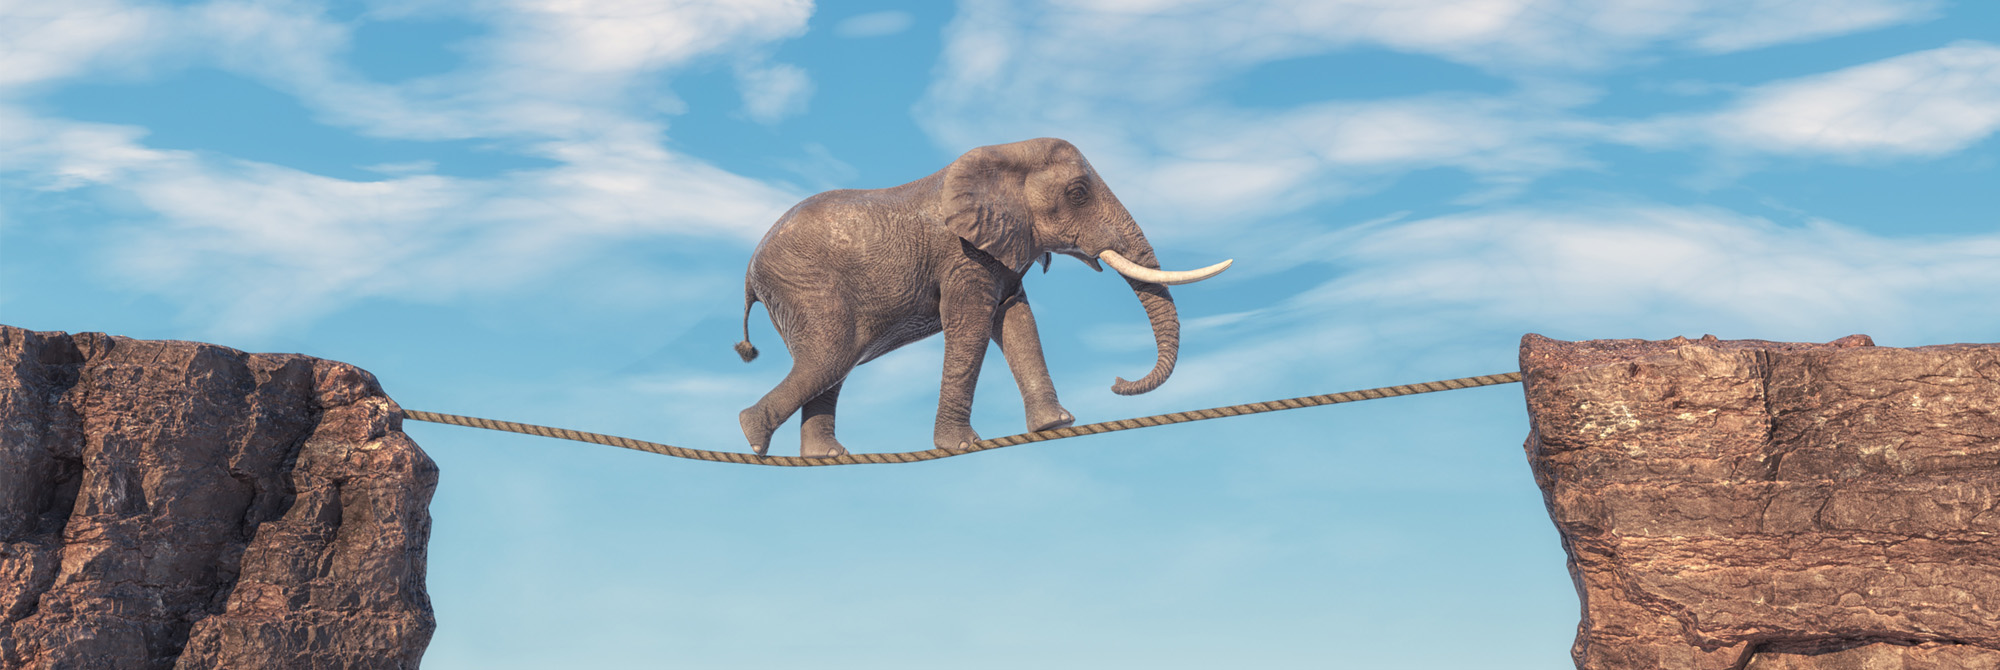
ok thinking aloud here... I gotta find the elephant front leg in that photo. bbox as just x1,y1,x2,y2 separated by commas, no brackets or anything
991,290,1074,432
934,284,996,452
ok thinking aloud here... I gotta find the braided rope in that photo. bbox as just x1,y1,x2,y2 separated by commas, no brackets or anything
400,371,1522,467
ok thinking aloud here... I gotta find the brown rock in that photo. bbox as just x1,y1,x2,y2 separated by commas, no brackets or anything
0,325,435,669
1521,334,2000,670
1745,641,1999,670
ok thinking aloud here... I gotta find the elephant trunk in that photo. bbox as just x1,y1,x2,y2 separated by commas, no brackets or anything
1111,274,1179,395
1103,224,1180,396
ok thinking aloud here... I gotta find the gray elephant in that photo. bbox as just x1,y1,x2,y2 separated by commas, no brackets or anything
734,137,1230,457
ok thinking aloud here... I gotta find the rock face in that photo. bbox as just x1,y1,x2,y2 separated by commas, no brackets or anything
0,326,435,669
1521,334,2000,670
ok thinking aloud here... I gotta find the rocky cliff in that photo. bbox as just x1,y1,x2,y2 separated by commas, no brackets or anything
1521,334,2000,670
0,325,434,669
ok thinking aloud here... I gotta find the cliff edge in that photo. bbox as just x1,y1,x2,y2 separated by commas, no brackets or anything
1522,334,2000,670
0,325,435,669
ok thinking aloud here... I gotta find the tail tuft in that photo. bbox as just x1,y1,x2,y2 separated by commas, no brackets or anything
734,340,759,362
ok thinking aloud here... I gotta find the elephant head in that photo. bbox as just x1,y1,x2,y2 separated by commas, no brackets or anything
940,138,1230,395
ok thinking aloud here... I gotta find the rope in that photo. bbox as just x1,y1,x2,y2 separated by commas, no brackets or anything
399,371,1522,467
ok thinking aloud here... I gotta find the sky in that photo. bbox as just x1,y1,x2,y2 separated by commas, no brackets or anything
3,0,1999,667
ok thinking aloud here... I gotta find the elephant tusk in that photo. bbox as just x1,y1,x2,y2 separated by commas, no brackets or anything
1098,250,1232,286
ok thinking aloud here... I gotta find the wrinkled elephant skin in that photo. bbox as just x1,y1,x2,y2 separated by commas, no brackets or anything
732,138,1229,457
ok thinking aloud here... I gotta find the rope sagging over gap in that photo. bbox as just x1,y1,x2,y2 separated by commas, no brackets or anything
399,371,1524,467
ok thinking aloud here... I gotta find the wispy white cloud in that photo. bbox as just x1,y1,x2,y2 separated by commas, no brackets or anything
1630,41,2000,158
773,142,860,189
363,160,438,175
1302,207,1925,326
1684,0,1943,54
735,61,813,124
918,1,1964,242
833,10,915,39
0,0,172,89
0,111,798,335
0,0,814,336
924,0,1938,109
179,0,816,141
2,0,817,155
482,0,807,75
1116,93,1595,225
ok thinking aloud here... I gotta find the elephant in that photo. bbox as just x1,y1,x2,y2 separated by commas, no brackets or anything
733,137,1231,457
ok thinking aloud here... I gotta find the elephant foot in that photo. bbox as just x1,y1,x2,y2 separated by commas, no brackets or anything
934,424,983,452
1027,403,1074,433
801,433,849,459
739,407,771,457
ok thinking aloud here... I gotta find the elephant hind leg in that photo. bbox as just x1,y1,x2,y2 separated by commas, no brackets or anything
740,325,859,457
799,381,848,458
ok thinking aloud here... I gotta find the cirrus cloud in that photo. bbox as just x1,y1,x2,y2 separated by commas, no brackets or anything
0,0,814,336
1700,41,2000,157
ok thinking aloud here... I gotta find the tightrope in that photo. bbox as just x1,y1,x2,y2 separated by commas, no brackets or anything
400,371,1523,467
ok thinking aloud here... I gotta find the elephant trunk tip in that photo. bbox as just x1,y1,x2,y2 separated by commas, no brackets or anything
1110,373,1168,396
735,341,759,363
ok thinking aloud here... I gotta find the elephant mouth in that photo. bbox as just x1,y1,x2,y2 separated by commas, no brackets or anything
1097,250,1232,285
1052,249,1103,272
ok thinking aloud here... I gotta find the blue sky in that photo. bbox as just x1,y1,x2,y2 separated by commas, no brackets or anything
4,1,1999,667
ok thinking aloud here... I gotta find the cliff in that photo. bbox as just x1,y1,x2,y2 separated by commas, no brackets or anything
0,325,434,669
1521,334,2000,670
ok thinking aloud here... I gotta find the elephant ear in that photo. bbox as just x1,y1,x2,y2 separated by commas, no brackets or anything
943,145,1035,271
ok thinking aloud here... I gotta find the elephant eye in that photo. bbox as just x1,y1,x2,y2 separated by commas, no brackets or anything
1065,182,1089,206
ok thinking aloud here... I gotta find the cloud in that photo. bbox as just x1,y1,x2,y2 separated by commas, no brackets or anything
1305,208,1895,327
0,0,816,139
481,0,809,75
917,2,1964,242
1670,41,2000,157
363,160,439,175
774,142,860,189
0,0,816,336
1141,93,1592,206
16,113,798,335
1684,0,1943,53
281,0,812,141
926,0,1938,101
0,0,172,89
736,62,813,124
833,10,916,39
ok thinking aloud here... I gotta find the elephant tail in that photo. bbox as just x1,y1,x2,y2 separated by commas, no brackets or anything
735,279,760,363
